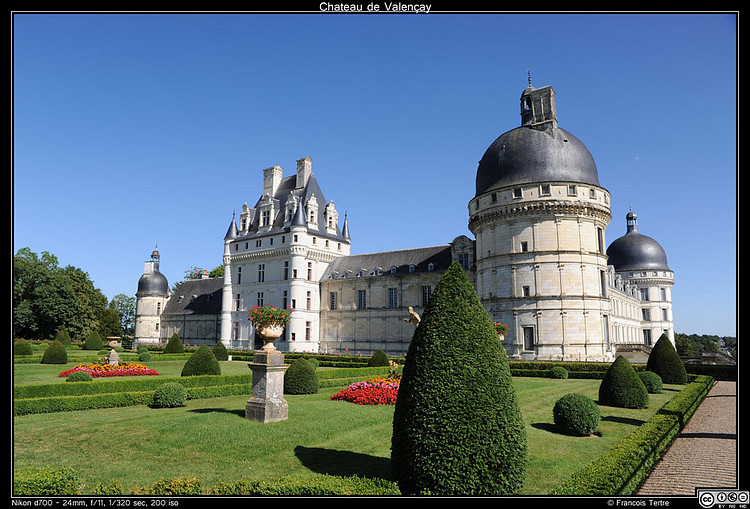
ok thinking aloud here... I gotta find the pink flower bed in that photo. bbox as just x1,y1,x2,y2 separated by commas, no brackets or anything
59,362,159,378
331,378,400,405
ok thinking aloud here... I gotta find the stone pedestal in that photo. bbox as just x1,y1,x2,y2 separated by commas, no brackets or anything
245,349,289,423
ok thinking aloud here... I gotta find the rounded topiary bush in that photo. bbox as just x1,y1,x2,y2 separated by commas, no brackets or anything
14,338,33,356
66,371,94,382
181,345,221,377
153,383,187,408
138,351,153,362
84,331,103,350
41,340,68,365
284,358,319,395
368,349,390,367
646,334,687,384
392,263,527,495
212,341,228,361
553,393,600,436
548,366,569,379
164,333,185,353
598,355,649,408
639,371,663,394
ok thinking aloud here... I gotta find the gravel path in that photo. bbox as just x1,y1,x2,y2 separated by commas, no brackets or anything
637,381,737,496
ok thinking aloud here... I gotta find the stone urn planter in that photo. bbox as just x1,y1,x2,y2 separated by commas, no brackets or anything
255,323,284,351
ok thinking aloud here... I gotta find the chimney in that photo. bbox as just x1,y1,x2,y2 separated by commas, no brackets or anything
296,157,312,189
263,165,283,197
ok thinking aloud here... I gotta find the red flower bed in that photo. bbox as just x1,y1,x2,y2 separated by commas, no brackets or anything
59,362,159,378
330,378,400,405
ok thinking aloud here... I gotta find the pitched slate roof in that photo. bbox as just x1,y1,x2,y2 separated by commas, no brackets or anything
162,278,223,315
322,245,452,280
236,173,349,243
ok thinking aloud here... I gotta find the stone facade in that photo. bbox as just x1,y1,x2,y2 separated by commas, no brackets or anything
134,82,675,361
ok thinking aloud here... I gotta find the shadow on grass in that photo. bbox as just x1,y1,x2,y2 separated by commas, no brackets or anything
189,407,246,418
294,446,393,481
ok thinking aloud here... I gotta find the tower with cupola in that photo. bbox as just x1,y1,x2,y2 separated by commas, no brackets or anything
469,81,613,361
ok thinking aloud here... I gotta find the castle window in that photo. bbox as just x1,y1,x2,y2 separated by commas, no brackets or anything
523,327,535,351
306,291,311,310
421,286,431,307
257,292,264,307
238,267,242,284
235,294,241,311
284,261,289,280
261,210,270,226
513,188,522,198
640,288,649,301
256,240,262,247
643,329,652,346
388,288,398,309
589,188,595,199
642,308,651,321
568,185,577,196
427,263,435,272
390,266,397,275
308,262,313,280
491,193,497,203
660,288,667,301
521,241,529,252
329,292,337,310
258,264,265,282
458,253,470,269
522,285,530,297
409,264,415,273
540,184,550,196
305,322,312,341
358,290,367,310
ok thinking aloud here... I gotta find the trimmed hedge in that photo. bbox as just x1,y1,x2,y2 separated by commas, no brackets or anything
13,466,83,495
553,375,714,495
13,374,253,415
208,474,399,495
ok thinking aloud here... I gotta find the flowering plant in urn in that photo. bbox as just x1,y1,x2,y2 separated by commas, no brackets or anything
249,305,292,350
494,322,509,335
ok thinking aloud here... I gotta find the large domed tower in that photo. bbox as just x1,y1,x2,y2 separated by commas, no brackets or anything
468,82,613,361
607,210,675,345
134,246,170,346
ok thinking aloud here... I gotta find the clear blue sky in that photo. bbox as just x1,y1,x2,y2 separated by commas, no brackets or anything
13,12,737,337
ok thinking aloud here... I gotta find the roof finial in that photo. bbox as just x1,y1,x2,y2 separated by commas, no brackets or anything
527,69,532,87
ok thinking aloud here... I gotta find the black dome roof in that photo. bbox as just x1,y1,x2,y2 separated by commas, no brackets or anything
606,211,670,272
137,271,169,296
475,125,600,196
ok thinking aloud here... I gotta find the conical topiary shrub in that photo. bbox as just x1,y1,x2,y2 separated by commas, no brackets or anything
164,333,185,353
212,341,229,361
598,355,649,408
181,345,221,377
391,262,527,495
54,327,72,345
646,334,687,384
41,340,68,365
84,331,103,351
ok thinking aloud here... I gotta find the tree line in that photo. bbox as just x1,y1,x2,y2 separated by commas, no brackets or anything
13,247,135,342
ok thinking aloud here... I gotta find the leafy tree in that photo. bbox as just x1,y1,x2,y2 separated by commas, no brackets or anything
171,265,224,293
13,248,107,340
391,263,527,495
97,308,123,339
109,294,136,337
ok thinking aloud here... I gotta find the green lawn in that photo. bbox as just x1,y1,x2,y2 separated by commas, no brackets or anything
13,359,681,495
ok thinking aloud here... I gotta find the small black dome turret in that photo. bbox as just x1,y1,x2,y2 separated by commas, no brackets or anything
136,247,169,296
606,210,670,272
